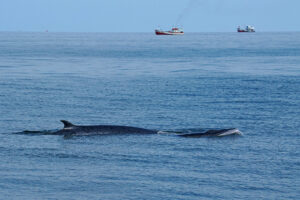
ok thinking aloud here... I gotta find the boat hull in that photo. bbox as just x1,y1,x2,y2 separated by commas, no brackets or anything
237,30,255,33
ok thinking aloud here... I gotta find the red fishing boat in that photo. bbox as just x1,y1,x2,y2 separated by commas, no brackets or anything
155,27,184,35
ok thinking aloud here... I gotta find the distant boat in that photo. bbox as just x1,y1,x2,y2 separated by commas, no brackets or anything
155,27,184,35
237,25,255,32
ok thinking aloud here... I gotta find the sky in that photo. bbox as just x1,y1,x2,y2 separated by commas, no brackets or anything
0,0,299,32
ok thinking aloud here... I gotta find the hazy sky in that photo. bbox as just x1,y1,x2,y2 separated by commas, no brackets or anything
1,0,299,32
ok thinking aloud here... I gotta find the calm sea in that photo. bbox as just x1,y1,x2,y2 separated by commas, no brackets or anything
0,32,299,199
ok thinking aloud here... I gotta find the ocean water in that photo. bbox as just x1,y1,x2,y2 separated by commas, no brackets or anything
0,32,299,199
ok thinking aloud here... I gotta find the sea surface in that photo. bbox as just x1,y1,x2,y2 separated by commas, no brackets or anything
0,32,299,199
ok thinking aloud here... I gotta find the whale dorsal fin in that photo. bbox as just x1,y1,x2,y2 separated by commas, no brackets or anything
60,120,75,128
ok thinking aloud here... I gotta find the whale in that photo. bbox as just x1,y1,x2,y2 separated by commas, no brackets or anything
53,120,157,136
19,120,242,138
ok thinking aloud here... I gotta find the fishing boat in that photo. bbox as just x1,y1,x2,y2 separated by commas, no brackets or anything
237,25,255,32
155,27,184,35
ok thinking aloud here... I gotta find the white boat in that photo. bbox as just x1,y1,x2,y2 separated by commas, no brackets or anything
237,25,255,32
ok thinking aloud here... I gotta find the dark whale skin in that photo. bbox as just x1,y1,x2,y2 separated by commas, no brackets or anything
53,120,157,136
